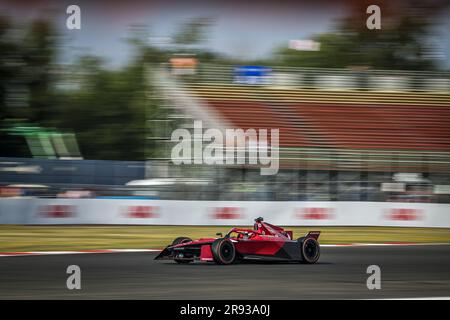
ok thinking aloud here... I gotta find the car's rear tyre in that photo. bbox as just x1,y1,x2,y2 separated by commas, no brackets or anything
211,238,236,265
172,237,193,264
298,237,320,264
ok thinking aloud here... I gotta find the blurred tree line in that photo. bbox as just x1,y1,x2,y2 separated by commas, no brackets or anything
0,17,58,157
0,4,446,160
0,18,170,160
0,16,226,161
274,1,443,70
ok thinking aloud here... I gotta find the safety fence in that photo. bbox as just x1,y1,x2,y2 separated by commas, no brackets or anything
1,199,449,227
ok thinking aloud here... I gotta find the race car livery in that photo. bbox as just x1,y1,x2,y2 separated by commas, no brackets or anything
155,217,321,264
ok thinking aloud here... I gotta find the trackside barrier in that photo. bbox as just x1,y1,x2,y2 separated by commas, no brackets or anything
1,199,450,227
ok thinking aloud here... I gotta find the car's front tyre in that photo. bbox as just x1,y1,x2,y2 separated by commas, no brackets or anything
211,238,236,265
172,236,193,264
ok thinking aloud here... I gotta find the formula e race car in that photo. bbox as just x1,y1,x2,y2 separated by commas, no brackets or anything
154,217,320,264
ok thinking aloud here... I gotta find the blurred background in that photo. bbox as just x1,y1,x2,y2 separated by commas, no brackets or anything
1,0,450,204
2,1,450,301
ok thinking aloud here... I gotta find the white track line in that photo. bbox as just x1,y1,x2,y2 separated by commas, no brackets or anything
372,297,450,300
0,249,160,257
1,243,448,257
321,242,450,247
0,243,449,257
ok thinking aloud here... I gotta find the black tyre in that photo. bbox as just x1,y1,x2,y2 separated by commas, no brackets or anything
172,237,193,264
211,238,236,265
172,237,192,246
299,237,320,264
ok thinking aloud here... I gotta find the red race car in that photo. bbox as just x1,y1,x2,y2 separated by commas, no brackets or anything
155,217,320,265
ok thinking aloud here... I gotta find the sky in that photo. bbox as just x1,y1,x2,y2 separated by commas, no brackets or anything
1,0,450,69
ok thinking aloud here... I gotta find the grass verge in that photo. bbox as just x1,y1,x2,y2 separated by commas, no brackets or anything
0,225,450,252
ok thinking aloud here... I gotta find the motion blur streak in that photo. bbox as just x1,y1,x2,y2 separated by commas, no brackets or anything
1,1,450,203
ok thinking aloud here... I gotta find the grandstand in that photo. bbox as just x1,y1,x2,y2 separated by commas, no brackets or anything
153,64,450,202
160,65,450,170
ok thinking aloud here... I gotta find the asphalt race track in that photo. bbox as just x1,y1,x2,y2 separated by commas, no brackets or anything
1,245,450,299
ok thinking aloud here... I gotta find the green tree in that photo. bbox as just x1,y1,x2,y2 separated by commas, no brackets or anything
0,17,57,157
172,17,212,46
22,19,57,123
275,2,441,71
53,26,170,161
54,55,148,160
